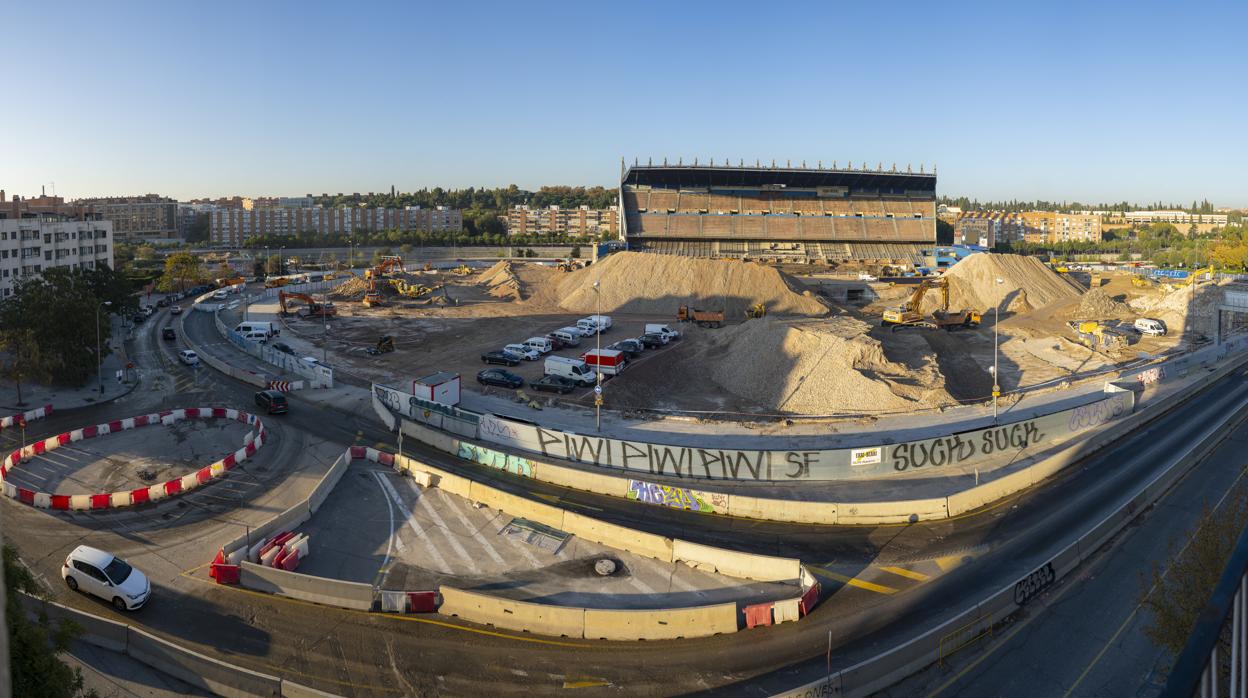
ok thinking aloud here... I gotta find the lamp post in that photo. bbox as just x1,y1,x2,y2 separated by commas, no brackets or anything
992,277,1004,421
280,246,286,275
594,281,602,432
264,245,270,277
96,300,112,395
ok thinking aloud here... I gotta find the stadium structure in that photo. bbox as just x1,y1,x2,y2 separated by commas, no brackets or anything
619,159,937,265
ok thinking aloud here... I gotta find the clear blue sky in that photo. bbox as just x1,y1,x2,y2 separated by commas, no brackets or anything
5,0,1246,206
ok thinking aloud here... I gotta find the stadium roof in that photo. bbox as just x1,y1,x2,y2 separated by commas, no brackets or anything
622,164,936,192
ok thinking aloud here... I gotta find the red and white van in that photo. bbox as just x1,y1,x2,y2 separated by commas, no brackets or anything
581,348,627,376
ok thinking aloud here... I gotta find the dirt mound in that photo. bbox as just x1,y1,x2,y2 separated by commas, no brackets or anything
1006,289,1033,314
477,261,523,300
1129,281,1227,335
556,252,828,318
1072,287,1132,320
705,316,953,414
928,253,1081,313
329,276,368,300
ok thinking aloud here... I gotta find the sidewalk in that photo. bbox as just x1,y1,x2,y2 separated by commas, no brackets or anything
0,318,137,411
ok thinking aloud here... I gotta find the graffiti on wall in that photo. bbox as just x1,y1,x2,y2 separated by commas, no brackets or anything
456,442,534,478
626,478,727,513
1136,366,1166,387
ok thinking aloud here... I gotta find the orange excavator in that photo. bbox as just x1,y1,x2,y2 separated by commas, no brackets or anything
363,256,405,307
278,290,337,318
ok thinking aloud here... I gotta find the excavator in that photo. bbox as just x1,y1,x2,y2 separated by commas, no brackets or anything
278,290,337,318
1067,320,1129,352
362,256,406,307
745,303,767,319
389,278,440,298
882,278,981,331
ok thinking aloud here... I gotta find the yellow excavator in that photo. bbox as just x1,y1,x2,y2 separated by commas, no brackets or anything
745,303,767,319
1068,320,1129,352
882,278,982,331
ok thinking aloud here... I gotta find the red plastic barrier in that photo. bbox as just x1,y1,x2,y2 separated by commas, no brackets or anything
134,415,149,427
271,531,296,547
185,408,200,418
212,408,227,418
130,487,150,505
0,465,6,478
212,563,240,584
31,441,45,455
196,467,213,483
158,410,172,418
9,450,19,464
350,446,366,459
82,426,98,438
50,494,70,509
378,452,395,466
745,602,775,629
407,591,439,613
107,420,123,432
278,550,300,571
799,582,821,616
164,479,182,496
208,550,224,580
222,454,237,469
243,443,256,457
90,494,111,509
57,433,71,445
18,489,35,505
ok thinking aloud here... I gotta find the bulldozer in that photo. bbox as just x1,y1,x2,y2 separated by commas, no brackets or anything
365,335,396,356
882,278,981,331
452,264,473,276
1067,320,1129,352
389,278,439,298
557,259,585,272
1131,275,1158,288
745,303,767,319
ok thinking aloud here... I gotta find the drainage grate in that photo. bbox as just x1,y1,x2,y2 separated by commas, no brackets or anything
500,518,570,554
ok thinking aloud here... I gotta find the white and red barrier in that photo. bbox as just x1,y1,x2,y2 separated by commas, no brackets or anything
0,408,266,511
212,529,309,584
0,404,52,430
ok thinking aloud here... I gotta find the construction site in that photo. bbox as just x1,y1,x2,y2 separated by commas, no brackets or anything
265,250,1226,419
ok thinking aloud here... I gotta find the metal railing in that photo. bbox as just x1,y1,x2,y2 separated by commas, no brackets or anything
1164,519,1248,696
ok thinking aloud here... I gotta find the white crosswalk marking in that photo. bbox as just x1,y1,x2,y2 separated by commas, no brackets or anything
417,490,481,574
437,489,506,567
375,473,451,573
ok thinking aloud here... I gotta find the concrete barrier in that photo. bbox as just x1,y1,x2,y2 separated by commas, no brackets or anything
307,452,350,515
438,586,586,638
398,418,458,454
833,497,949,525
582,602,738,641
126,626,282,697
561,511,675,563
20,595,128,652
241,562,374,611
533,458,630,498
467,481,565,531
671,539,801,583
726,495,837,525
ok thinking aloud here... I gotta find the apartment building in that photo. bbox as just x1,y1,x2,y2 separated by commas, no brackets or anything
0,216,114,298
210,206,462,246
72,194,178,242
505,205,619,237
953,217,996,247
1121,210,1228,226
1017,211,1102,244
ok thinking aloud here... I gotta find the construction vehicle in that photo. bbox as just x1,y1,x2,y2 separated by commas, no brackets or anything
1175,266,1215,289
361,256,407,307
215,276,247,288
452,264,473,276
278,291,337,318
264,277,292,289
676,305,724,328
557,259,586,272
389,278,440,298
883,278,981,330
745,303,767,319
1131,275,1158,288
1068,320,1129,352
365,335,396,356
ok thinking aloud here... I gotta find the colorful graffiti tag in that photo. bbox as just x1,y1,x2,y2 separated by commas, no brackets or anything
456,442,534,478
626,479,726,513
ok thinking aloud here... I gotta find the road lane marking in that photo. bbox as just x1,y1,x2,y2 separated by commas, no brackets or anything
373,472,397,572
377,472,451,572
438,490,506,567
934,554,972,572
812,568,898,595
420,490,481,574
879,565,931,581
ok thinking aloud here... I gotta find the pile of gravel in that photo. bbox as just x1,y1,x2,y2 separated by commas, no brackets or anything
926,253,1082,313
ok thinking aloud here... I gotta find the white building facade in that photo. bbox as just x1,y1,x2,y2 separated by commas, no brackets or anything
0,218,114,298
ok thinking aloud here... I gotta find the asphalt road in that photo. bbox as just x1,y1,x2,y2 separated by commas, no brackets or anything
6,300,1248,696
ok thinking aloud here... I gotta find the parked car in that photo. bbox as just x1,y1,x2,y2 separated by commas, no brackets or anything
156,298,171,308
481,351,520,366
162,327,175,341
638,333,667,349
178,350,200,366
1134,318,1167,336
532,375,579,394
544,333,569,350
476,369,524,389
61,545,150,611
272,342,295,355
608,339,644,358
503,343,540,361
212,289,229,300
254,389,289,414
170,305,183,315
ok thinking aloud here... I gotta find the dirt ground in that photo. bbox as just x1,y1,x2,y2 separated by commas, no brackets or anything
278,258,1198,418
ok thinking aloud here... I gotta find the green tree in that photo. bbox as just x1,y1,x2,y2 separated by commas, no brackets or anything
0,329,49,407
935,219,955,245
4,544,91,698
157,252,202,292
569,245,581,259
265,255,282,275
1,268,117,386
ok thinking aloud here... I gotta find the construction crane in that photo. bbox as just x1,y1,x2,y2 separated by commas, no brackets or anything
278,291,337,318
882,278,981,330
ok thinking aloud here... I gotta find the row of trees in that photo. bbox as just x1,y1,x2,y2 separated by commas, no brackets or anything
941,196,1227,216
311,185,616,212
239,229,599,251
0,266,137,400
998,223,1248,270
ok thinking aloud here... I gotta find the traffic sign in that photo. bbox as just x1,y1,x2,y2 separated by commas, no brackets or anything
594,385,603,395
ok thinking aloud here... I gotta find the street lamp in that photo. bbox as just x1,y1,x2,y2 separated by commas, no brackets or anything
264,245,270,276
96,300,112,395
992,277,1004,421
594,281,602,432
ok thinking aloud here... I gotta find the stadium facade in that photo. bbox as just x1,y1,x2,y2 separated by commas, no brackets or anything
619,161,936,264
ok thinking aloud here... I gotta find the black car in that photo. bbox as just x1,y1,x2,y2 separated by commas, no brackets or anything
476,369,524,389
254,389,289,414
531,375,578,394
637,334,666,349
481,351,520,366
156,298,171,308
162,327,176,341
272,342,295,355
609,339,644,358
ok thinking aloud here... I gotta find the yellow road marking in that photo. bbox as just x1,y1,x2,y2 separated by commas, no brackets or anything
178,564,589,648
812,568,898,594
563,679,610,689
879,565,930,581
934,554,972,572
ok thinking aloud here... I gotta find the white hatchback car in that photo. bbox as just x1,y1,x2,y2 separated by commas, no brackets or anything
503,343,540,361
178,349,200,366
62,545,151,611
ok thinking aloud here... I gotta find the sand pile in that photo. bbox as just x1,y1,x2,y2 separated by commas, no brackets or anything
1129,281,1227,334
1006,289,1033,314
329,276,369,300
1073,287,1132,320
927,253,1081,313
707,316,952,414
477,261,523,300
557,252,828,317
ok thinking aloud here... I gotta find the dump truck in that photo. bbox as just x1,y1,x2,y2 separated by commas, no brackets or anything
1068,320,1129,352
676,305,724,328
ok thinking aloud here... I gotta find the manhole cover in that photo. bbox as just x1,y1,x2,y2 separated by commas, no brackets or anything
594,559,617,576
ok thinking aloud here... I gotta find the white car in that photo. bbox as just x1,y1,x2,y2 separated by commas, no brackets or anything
61,545,151,611
212,289,229,300
170,305,183,315
503,343,540,361
178,350,200,366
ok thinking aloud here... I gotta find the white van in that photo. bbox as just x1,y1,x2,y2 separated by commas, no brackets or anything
1134,318,1167,336
553,328,583,346
645,323,680,341
577,316,611,335
242,330,269,344
235,321,276,337
544,356,596,386
524,337,554,354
